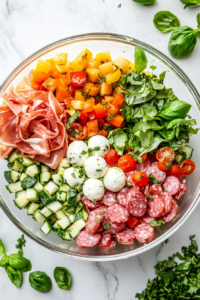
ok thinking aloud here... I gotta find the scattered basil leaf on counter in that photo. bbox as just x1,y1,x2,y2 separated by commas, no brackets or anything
118,4,121,8
29,271,52,293
153,11,180,33
134,46,148,74
180,0,200,9
150,220,164,226
0,239,6,255
8,250,32,272
15,235,26,250
5,266,22,288
66,111,80,129
54,267,72,290
132,0,157,5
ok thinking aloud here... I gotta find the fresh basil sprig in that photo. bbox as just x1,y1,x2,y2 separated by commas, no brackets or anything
180,0,200,9
8,250,32,272
5,266,22,288
29,271,52,293
153,11,180,33
54,267,72,290
132,0,157,5
134,46,148,74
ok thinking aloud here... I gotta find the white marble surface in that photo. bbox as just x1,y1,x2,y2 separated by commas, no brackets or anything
0,0,200,299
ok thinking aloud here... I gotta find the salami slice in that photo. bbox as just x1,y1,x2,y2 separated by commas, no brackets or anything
102,218,126,235
76,230,101,248
147,195,164,218
139,214,155,224
111,221,125,229
81,195,101,209
134,223,154,243
162,176,180,196
97,232,112,249
174,176,187,201
125,171,136,187
126,188,147,218
149,184,163,196
102,190,116,206
162,191,173,215
85,206,91,214
107,204,129,223
136,158,151,173
117,187,130,207
144,185,149,197
102,238,116,250
96,225,104,232
116,228,136,245
146,162,166,182
86,206,107,233
161,200,178,223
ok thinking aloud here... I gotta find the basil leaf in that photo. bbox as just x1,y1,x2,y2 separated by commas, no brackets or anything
158,71,166,83
134,46,148,73
5,266,22,288
8,250,32,272
153,11,180,33
133,120,164,133
148,174,163,184
197,13,200,27
132,0,157,5
180,0,200,9
165,118,197,129
54,267,72,290
15,235,26,250
108,129,128,155
168,26,199,58
0,239,6,256
141,135,166,154
0,255,9,267
29,271,52,293
160,100,191,120
66,111,80,129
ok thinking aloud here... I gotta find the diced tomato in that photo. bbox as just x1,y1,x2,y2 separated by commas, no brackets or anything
79,111,88,125
39,84,48,92
56,84,71,103
97,118,105,129
180,159,195,176
93,103,106,118
71,85,81,97
158,157,172,172
106,103,119,115
166,164,182,178
83,98,95,113
112,88,124,108
86,119,99,137
70,71,87,86
105,113,124,128
117,154,136,172
99,129,108,137
127,216,140,229
141,153,147,163
156,147,175,162
88,111,96,121
105,149,119,167
67,123,87,141
132,171,149,187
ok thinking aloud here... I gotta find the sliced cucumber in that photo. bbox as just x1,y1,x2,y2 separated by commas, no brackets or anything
18,156,34,167
55,210,66,220
27,203,40,215
6,181,23,193
33,182,43,192
40,172,51,182
68,214,75,223
21,176,37,189
74,211,83,222
56,166,66,175
81,209,89,222
33,210,46,223
12,160,24,173
47,201,63,213
20,173,28,182
26,164,40,178
31,159,40,166
59,184,70,193
40,207,53,218
67,223,80,239
57,216,71,229
39,190,52,205
56,191,67,202
64,206,75,213
16,190,26,198
4,170,21,183
40,220,52,235
14,195,29,209
26,188,39,201
44,181,59,195
53,220,61,229
75,194,81,203
59,158,70,168
180,146,194,159
63,231,71,241
8,150,20,163
75,201,84,213
52,174,64,186
48,214,57,223
41,164,50,173
75,219,86,230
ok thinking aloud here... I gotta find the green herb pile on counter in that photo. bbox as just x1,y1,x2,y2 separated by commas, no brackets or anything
136,235,200,299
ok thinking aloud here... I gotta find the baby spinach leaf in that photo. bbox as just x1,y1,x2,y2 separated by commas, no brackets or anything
54,267,72,290
5,266,22,288
0,239,6,256
15,235,26,250
8,250,32,272
160,100,191,120
134,46,148,73
153,11,180,33
132,0,157,5
108,129,128,155
29,271,52,293
180,0,200,9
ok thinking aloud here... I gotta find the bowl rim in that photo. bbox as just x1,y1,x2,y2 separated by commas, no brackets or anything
0,32,200,261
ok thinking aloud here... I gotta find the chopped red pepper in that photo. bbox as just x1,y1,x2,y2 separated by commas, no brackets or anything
88,111,96,121
97,118,105,129
79,111,88,125
71,85,81,97
93,103,106,118
70,71,87,86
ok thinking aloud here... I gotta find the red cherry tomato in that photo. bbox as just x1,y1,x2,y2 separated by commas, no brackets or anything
117,154,136,172
127,216,140,229
166,164,182,178
132,171,149,187
156,147,175,162
141,153,147,163
105,149,119,167
180,159,196,176
158,157,172,172
70,71,87,86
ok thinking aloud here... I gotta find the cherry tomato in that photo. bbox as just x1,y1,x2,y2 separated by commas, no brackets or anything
117,154,136,172
127,216,140,229
166,164,182,178
156,147,175,162
180,159,195,176
141,153,147,163
70,71,87,86
132,171,149,187
148,153,157,164
158,157,172,172
105,149,119,167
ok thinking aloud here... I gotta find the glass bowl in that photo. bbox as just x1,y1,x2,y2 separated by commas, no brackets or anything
0,33,200,261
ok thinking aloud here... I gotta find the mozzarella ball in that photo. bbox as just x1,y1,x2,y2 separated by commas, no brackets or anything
84,156,108,179
67,141,88,166
88,135,110,158
83,179,105,201
103,167,126,192
63,167,85,187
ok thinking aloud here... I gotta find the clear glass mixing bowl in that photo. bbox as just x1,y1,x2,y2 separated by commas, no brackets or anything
0,33,200,261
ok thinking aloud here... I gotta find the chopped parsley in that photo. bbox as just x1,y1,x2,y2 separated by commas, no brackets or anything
69,129,78,138
96,169,102,172
98,74,106,83
81,150,87,155
99,216,105,223
82,53,87,60
79,168,85,178
114,193,117,199
149,220,164,227
108,114,116,121
88,146,100,155
126,180,132,186
15,234,26,250
95,217,98,222
71,172,76,179
103,223,110,230
165,162,172,170
147,193,153,199
99,211,105,215
148,174,163,185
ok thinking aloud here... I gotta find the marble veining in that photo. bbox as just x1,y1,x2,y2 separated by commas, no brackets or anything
0,0,200,299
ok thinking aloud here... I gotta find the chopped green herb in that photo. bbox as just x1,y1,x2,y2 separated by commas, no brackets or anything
150,65,157,71
147,193,153,199
165,162,172,169
149,220,164,226
69,129,78,138
81,150,87,155
96,169,102,172
15,234,26,250
118,4,121,8
103,223,110,230
66,111,80,129
99,216,105,223
95,217,98,222
98,74,106,83
88,146,100,155
148,174,163,185
108,114,116,121
71,172,76,179
99,211,105,215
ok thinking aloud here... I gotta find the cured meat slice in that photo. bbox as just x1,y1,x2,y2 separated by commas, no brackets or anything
162,176,180,196
174,176,187,201
111,222,125,229
85,206,91,214
97,232,112,249
149,184,163,196
139,214,155,224
162,191,173,215
86,206,107,233
107,204,129,223
161,200,178,223
102,238,116,250
96,225,104,233
144,185,149,197
135,158,151,173
102,218,126,235
102,190,116,206
117,187,130,207
134,223,154,243
76,230,101,248
147,195,164,218
146,162,166,182
81,195,102,209
116,228,136,245
126,188,147,218
125,171,136,187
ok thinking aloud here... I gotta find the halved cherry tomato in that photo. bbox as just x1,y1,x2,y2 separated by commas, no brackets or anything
79,111,88,125
105,149,119,167
132,171,149,187
127,216,140,229
117,154,136,172
166,164,182,178
158,157,172,172
70,71,87,86
141,153,147,163
180,159,195,176
156,147,175,162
